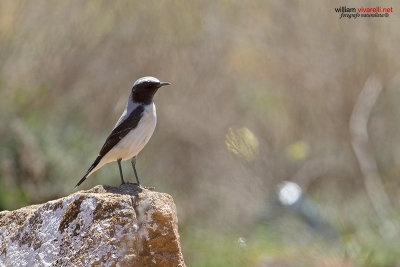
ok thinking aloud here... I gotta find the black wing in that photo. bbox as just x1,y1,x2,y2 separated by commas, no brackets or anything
75,105,144,188
98,104,145,157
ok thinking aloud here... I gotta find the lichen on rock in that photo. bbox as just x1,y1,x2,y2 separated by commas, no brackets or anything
0,184,185,267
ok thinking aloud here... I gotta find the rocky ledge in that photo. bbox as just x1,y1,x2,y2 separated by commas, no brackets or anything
0,184,185,267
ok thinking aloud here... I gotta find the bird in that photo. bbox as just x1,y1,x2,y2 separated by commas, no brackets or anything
75,76,170,188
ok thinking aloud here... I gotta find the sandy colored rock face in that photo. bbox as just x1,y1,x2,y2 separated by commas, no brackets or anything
0,184,185,267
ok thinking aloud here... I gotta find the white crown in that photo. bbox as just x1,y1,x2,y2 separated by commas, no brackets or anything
133,76,160,86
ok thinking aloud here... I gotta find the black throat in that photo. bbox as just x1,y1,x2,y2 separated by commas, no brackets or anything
131,84,159,105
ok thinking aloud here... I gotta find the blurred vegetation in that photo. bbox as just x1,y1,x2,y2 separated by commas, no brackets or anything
1,0,400,266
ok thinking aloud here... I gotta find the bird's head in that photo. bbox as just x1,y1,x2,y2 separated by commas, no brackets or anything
131,76,170,104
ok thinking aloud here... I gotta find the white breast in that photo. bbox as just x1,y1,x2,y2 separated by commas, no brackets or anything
93,103,157,172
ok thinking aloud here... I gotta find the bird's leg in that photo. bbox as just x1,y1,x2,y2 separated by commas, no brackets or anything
131,156,140,185
117,159,125,185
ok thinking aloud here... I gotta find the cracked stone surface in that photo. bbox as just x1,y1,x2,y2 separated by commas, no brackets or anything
0,184,185,267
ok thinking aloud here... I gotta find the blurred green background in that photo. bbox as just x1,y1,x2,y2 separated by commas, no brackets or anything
1,1,400,266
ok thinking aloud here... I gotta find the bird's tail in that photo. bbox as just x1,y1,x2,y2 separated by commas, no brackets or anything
75,156,102,188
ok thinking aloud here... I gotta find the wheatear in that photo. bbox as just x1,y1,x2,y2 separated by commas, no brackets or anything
75,76,170,188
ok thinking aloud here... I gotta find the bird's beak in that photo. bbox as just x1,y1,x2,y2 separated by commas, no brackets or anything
159,82,171,87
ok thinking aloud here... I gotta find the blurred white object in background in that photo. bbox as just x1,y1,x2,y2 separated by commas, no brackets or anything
277,181,302,206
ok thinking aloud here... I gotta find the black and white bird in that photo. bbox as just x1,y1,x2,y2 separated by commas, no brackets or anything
75,76,170,188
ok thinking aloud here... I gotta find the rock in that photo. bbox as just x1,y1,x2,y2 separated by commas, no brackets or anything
0,184,186,267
